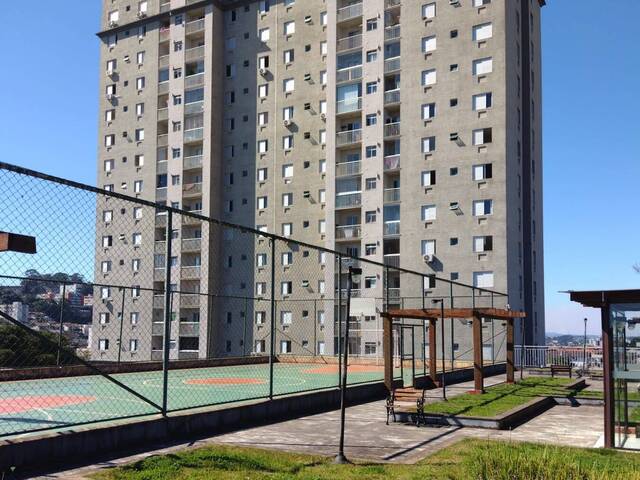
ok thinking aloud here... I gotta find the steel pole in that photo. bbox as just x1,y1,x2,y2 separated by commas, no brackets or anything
117,287,126,365
337,256,343,387
336,268,353,464
56,283,66,366
441,302,446,400
161,210,173,416
583,317,588,376
520,317,525,381
269,239,276,400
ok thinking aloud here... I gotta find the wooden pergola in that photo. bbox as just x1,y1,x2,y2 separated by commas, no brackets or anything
381,308,526,394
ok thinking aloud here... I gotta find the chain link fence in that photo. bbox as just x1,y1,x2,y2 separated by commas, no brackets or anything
0,161,509,437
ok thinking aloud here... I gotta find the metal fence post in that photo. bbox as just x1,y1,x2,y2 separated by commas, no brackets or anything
269,238,276,400
243,296,248,356
161,210,173,416
56,283,66,366
337,255,342,387
117,287,126,365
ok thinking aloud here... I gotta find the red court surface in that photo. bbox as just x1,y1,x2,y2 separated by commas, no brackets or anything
0,395,96,415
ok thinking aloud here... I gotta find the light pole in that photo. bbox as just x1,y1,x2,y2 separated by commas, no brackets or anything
335,265,361,464
583,317,588,376
432,299,446,400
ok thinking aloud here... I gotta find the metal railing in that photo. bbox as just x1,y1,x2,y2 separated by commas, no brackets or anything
336,97,362,114
335,192,362,208
335,224,361,240
337,2,363,22
384,89,400,105
336,161,361,177
383,188,400,203
185,45,205,62
384,221,400,236
184,128,204,143
186,18,205,35
336,65,362,83
337,34,362,52
336,129,362,146
384,122,401,137
384,56,401,73
383,154,401,171
385,25,401,41
182,182,203,197
183,155,203,170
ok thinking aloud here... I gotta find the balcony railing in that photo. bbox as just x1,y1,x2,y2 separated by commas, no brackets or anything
384,122,401,137
183,155,203,170
159,2,171,13
383,254,400,267
185,73,205,89
157,134,169,147
186,18,205,35
180,294,200,308
182,211,202,225
159,54,170,68
385,0,402,8
158,82,170,95
384,56,401,73
336,97,362,114
182,238,202,252
385,25,401,41
153,295,164,309
154,241,166,254
384,221,400,236
181,266,202,279
179,323,200,336
388,288,401,299
155,214,167,227
384,89,400,105
155,187,167,202
159,27,170,41
184,100,204,116
183,182,203,197
384,188,401,203
157,108,169,121
383,154,401,171
337,34,363,52
336,161,361,177
156,160,168,175
335,224,361,240
153,268,166,281
336,129,362,146
184,128,204,143
337,2,363,22
336,65,362,83
185,45,205,62
335,192,362,209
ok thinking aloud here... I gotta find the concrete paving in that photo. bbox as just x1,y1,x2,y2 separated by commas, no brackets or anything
36,374,605,479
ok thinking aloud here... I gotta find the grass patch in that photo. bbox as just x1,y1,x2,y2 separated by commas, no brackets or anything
576,390,640,401
92,439,640,480
420,377,578,418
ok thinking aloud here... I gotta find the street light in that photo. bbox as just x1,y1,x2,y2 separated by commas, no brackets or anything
432,299,446,400
583,317,588,376
335,265,361,464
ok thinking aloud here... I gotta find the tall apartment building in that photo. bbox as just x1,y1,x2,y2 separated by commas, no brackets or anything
94,0,545,362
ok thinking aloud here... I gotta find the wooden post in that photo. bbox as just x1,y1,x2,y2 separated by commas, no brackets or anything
601,304,614,448
0,232,36,254
472,314,484,393
429,318,437,381
506,317,515,383
382,314,394,392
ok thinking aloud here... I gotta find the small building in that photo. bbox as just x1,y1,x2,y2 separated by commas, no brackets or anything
0,302,29,324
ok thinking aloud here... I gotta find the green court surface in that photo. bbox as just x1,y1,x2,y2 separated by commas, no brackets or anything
0,362,391,438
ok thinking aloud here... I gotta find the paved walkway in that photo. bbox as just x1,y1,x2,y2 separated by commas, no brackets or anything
37,375,605,478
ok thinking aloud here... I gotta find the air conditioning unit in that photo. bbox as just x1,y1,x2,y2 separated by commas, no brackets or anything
109,20,118,27
449,0,461,5
106,94,115,101
423,254,435,264
303,191,311,198
301,280,310,288
137,11,147,18
106,69,115,76
320,113,326,120
259,68,268,76
304,73,312,82
304,16,312,24
283,119,291,127
449,202,460,211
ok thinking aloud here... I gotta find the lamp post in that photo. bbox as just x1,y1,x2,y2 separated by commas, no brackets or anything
583,317,588,376
432,299,446,400
335,265,361,464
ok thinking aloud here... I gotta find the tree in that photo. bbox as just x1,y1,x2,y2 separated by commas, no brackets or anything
0,324,77,368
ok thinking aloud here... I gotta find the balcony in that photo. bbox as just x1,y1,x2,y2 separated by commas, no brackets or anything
154,241,166,254
336,129,362,147
184,128,204,143
181,238,202,252
388,288,401,299
153,295,165,309
336,65,362,84
337,34,362,53
186,18,205,35
182,182,202,198
337,2,363,22
185,73,205,89
180,294,200,308
336,161,361,177
383,188,401,203
383,154,401,171
385,0,402,8
182,210,202,225
384,89,400,105
335,192,362,209
183,155,203,170
155,214,168,228
159,54,170,69
384,122,401,138
384,221,400,236
185,45,205,62
184,100,204,116
159,27,170,41
158,81,170,95
156,188,167,202
157,134,169,147
384,56,401,73
157,108,169,121
383,254,400,268
153,268,166,282
156,160,168,175
179,323,200,336
385,25,401,41
335,224,361,240
159,2,171,13
336,97,362,115
181,266,202,279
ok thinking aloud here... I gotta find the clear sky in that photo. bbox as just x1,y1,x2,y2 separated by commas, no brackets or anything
0,1,638,335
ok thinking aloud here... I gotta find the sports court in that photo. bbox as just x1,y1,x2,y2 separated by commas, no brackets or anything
0,361,397,438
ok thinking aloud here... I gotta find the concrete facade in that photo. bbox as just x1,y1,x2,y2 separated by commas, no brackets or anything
94,0,545,362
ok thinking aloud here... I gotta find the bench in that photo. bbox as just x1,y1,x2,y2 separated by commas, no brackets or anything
550,364,572,378
386,388,426,426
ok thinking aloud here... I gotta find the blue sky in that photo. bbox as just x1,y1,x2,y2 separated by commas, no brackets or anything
0,1,638,334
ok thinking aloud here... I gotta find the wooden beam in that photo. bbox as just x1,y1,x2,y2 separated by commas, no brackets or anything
601,304,614,448
385,308,525,321
429,318,437,381
383,315,394,393
472,315,484,393
0,232,37,254
506,318,515,383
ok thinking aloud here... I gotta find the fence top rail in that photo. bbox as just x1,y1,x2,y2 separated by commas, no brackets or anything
0,161,508,298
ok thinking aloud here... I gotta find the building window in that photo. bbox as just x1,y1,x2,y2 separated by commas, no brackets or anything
472,92,492,111
365,211,376,223
283,78,295,93
473,128,493,145
422,103,436,120
259,27,270,42
366,114,377,126
422,3,436,19
284,21,295,35
421,170,436,186
473,199,494,216
99,339,109,351
366,82,378,94
366,18,377,31
473,271,494,288
421,136,436,153
365,145,377,158
281,311,292,326
422,69,437,86
422,36,437,53
365,177,377,190
473,236,493,253
281,281,292,296
473,23,493,41
366,50,378,62
421,205,437,221
473,57,493,76
281,340,292,353
473,163,493,180
422,239,436,256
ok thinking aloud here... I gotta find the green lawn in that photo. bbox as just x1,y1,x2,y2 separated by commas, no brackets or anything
420,377,579,418
576,390,640,401
92,439,640,480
